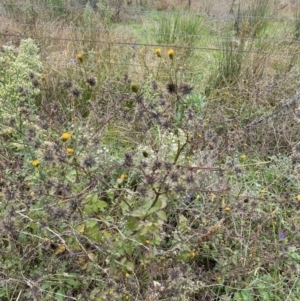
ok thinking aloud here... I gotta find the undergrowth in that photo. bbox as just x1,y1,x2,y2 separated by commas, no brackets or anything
1,1,300,300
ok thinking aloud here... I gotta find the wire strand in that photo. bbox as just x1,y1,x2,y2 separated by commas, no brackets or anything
1,32,298,57
1,21,300,45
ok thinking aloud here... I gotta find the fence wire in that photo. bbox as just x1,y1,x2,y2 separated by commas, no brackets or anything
1,21,300,46
1,2,300,58
1,32,299,57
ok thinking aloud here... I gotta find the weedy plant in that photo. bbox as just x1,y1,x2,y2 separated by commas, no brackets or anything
1,1,300,301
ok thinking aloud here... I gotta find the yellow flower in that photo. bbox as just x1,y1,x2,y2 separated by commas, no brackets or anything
297,195,300,201
240,154,247,160
125,295,130,300
189,251,196,259
154,48,161,57
125,272,130,278
167,49,174,59
145,239,150,244
67,148,74,155
120,174,127,180
77,53,83,62
225,206,231,212
55,244,66,255
61,132,72,142
32,160,39,167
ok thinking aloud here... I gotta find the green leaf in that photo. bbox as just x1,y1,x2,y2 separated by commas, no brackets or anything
129,208,146,217
65,279,80,287
126,261,135,272
289,252,300,261
55,288,65,301
91,200,108,212
85,228,102,243
160,197,167,209
127,216,140,231
97,200,108,209
156,210,167,221
41,283,52,290
65,169,77,182
233,291,254,301
140,226,148,236
29,221,38,231
123,242,134,256
147,205,161,215
257,289,270,301
86,220,97,228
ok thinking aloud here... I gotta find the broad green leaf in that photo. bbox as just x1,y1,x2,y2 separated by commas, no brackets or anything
86,220,97,228
91,200,108,212
140,226,148,236
129,208,146,217
29,221,37,231
97,200,108,209
55,288,65,301
65,278,79,287
123,242,133,256
160,197,167,209
76,224,85,234
289,252,300,261
179,214,187,222
156,210,167,221
41,283,52,290
102,230,112,238
126,261,135,272
147,205,161,215
127,216,140,231
85,229,102,243
257,289,270,301
233,291,254,301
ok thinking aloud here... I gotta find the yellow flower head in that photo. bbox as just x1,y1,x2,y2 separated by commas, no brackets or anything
154,48,161,57
189,251,196,259
32,160,40,167
125,272,130,278
77,53,83,62
145,239,150,244
225,206,231,212
297,195,300,201
167,49,174,59
120,174,127,180
61,132,72,142
240,154,247,160
67,148,74,155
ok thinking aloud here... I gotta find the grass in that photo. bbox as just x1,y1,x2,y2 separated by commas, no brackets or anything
0,0,300,300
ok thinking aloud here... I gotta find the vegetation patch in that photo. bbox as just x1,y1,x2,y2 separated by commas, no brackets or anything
0,1,300,300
